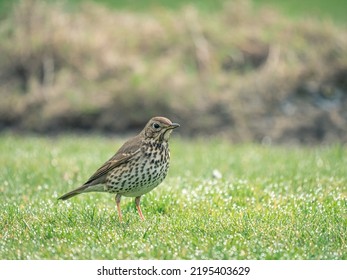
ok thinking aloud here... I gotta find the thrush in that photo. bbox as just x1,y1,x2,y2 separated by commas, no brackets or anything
58,116,179,221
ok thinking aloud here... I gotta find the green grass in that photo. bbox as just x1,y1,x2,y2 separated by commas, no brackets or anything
254,0,347,23
0,135,346,259
74,0,347,23
1,0,346,22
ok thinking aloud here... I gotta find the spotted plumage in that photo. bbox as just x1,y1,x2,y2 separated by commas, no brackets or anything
58,116,179,221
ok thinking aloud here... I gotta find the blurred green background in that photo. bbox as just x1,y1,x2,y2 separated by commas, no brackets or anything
0,0,346,144
1,0,346,20
1,0,347,261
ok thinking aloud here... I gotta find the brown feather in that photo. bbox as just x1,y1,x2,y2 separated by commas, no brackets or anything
58,116,179,202
58,134,142,200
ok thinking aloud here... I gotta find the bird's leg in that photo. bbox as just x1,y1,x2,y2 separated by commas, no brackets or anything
135,196,145,221
115,194,122,222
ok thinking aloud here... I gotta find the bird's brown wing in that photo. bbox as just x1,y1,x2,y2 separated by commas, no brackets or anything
58,135,143,200
83,149,140,186
83,135,143,187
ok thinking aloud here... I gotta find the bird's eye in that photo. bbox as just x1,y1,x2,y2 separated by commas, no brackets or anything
152,122,160,129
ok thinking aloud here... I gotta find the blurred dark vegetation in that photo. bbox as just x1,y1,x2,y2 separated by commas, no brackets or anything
0,0,347,144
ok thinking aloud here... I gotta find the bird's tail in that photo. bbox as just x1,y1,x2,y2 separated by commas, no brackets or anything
58,190,81,200
58,184,89,200
58,182,105,200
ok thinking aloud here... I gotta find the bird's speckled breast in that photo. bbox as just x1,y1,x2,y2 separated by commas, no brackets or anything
105,139,170,197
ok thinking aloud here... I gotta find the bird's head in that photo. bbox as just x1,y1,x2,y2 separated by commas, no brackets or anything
143,116,180,142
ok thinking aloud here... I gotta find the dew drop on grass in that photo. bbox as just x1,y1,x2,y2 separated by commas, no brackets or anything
212,169,222,179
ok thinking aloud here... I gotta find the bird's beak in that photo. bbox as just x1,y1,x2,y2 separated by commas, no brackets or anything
161,122,180,141
169,123,180,129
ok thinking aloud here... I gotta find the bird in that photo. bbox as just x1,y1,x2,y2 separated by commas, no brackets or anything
58,116,180,221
